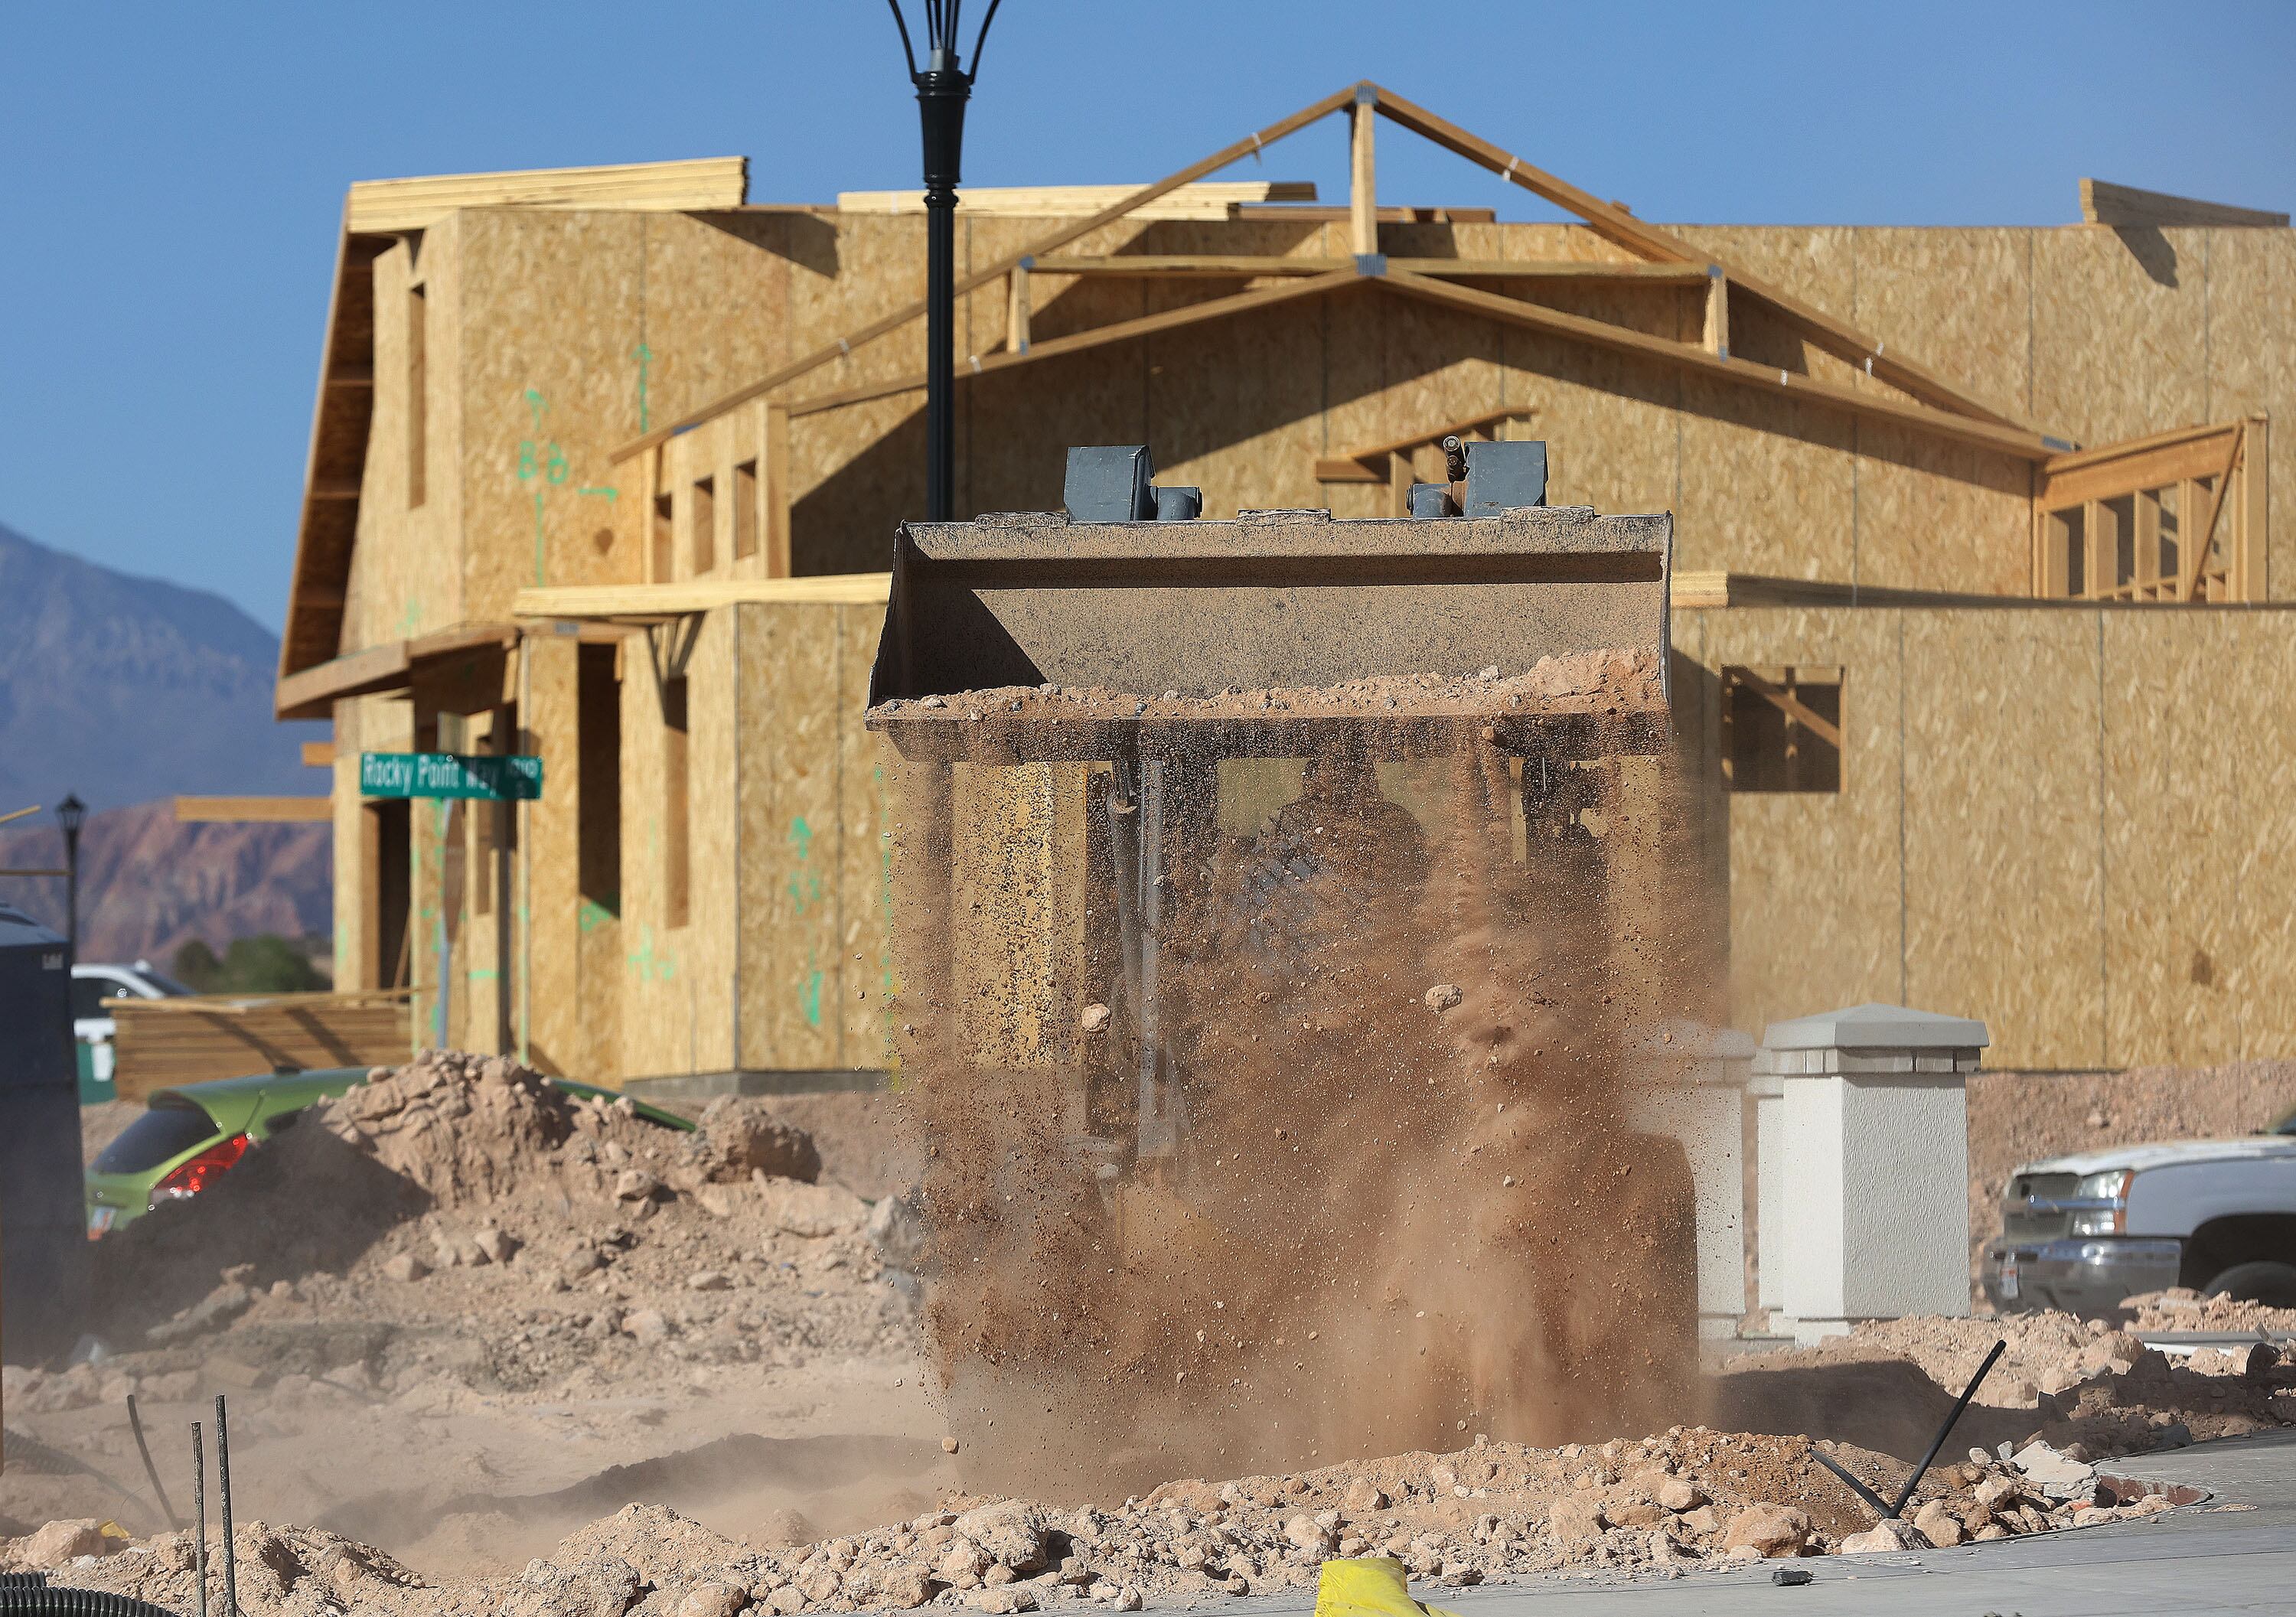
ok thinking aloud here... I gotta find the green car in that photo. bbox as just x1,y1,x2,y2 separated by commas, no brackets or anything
86,1068,692,1237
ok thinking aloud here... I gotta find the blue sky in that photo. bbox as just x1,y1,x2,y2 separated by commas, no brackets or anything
3,2,2289,631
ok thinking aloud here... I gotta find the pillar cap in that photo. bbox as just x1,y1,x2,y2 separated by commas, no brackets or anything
1760,1001,1988,1052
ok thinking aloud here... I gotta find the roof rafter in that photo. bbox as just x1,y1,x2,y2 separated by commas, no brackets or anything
616,78,2048,467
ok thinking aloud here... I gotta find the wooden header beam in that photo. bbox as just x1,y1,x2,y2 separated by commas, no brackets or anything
1026,255,1707,283
175,797,334,823
2080,178,2288,230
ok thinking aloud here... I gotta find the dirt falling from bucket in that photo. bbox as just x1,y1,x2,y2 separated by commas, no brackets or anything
883,662,1714,1501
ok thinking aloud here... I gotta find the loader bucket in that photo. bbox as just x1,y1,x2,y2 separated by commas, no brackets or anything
866,481,1672,762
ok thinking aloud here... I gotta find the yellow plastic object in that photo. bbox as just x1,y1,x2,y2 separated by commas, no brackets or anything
1314,1557,1461,1617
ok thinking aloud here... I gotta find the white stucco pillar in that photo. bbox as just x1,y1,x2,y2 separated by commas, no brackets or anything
1756,1002,1985,1347
1746,1066,1787,1328
1628,1021,1756,1339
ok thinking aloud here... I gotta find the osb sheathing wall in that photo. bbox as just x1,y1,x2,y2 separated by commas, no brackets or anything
602,600,892,1083
321,199,2294,1083
733,601,892,1074
1678,605,2296,1069
344,221,468,647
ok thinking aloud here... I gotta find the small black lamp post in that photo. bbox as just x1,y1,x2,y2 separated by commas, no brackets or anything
54,793,85,960
887,0,1003,522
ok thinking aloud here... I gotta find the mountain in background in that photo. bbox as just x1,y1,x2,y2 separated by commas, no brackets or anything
0,800,329,968
0,520,325,810
0,520,331,966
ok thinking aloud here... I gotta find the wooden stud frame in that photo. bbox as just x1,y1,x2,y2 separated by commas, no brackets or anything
2030,417,2265,602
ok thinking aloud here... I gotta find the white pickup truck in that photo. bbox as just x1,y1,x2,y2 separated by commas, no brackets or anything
1981,1109,2296,1315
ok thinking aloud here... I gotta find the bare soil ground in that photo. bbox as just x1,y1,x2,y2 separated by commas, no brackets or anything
7,1054,2291,1616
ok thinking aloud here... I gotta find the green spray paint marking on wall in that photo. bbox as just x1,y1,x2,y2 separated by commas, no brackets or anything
578,896,618,933
786,816,820,914
626,924,677,983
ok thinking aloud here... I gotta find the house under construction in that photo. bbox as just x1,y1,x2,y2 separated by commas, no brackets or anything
273,83,2293,1086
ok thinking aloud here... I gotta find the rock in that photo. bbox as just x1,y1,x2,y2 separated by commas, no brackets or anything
1114,1590,1142,1612
620,1308,670,1344
879,1566,935,1609
955,1501,1049,1573
868,1191,928,1270
474,1227,520,1264
1341,1477,1389,1513
765,1587,806,1615
1656,1477,1705,1512
2011,1441,2097,1501
1912,1500,1965,1547
1974,1523,2011,1541
1424,983,1463,1012
937,1543,992,1580
614,1169,663,1201
974,1588,1036,1614
147,1281,254,1345
17,1520,113,1568
1548,1495,1608,1543
1078,1003,1112,1034
1283,1514,1332,1553
1721,1503,1809,1558
679,1583,748,1617
381,1254,428,1283
943,1436,961,1455
687,1271,733,1292
1056,1557,1091,1586
696,1097,821,1184
758,1179,868,1238
2242,1342,2283,1383
1839,1518,1928,1554
1677,1506,1721,1535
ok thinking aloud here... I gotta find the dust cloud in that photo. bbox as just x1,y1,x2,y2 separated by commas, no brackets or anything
883,654,1716,1500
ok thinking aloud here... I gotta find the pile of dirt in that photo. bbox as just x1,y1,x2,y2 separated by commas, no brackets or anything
1965,1061,2296,1267
1734,1310,2296,1454
2122,1288,2296,1336
15,1421,2203,1615
9,1054,932,1567
871,650,1668,726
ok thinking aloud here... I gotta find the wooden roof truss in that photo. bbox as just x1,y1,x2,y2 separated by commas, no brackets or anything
615,80,2064,471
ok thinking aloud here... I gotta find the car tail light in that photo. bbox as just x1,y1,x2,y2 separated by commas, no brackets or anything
149,1133,250,1207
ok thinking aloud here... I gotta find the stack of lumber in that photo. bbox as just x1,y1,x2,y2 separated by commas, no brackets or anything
109,990,411,1100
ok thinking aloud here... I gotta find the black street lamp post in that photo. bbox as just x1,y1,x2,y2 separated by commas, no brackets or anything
54,793,85,960
888,0,1003,522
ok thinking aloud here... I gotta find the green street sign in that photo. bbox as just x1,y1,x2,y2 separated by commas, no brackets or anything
360,751,543,801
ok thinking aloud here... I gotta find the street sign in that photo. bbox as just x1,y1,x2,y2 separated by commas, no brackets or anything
360,752,543,801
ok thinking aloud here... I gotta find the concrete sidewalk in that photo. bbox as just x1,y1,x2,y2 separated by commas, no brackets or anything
1236,1429,2296,1616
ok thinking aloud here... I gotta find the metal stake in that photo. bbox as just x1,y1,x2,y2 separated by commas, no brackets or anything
1890,1338,2008,1518
127,1394,181,1531
191,1423,207,1617
214,1397,237,1617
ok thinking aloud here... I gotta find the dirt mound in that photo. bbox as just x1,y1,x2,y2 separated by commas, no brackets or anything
329,1051,580,1203
2123,1288,2296,1335
20,1416,2209,1616
1729,1309,2296,1456
88,1053,696,1337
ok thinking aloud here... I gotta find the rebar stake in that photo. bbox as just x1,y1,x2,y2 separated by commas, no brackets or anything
127,1394,181,1531
191,1422,207,1617
214,1397,237,1617
1890,1338,2009,1518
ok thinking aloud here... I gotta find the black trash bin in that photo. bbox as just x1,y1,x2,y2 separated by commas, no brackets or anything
0,901,89,1363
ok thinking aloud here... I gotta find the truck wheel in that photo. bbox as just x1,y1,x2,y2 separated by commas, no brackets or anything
2202,1260,2296,1309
